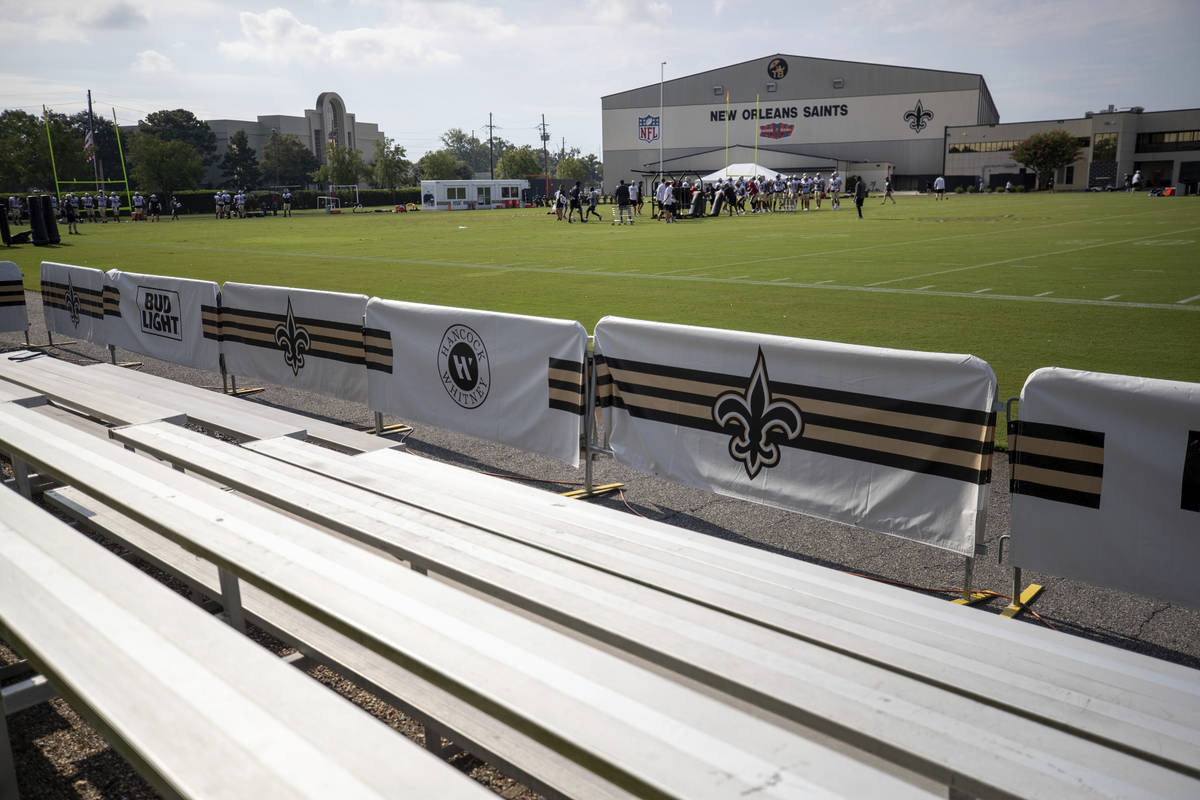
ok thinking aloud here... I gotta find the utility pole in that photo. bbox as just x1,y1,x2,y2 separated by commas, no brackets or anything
487,112,495,179
539,115,550,198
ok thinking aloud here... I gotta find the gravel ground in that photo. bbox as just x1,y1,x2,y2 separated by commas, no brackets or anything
2,289,1198,798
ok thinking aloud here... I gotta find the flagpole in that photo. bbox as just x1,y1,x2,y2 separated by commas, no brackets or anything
86,90,101,192
724,91,730,170
658,61,666,184
754,94,760,177
42,106,61,201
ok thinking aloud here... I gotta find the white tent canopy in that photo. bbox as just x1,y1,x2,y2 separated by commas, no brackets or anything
701,163,783,182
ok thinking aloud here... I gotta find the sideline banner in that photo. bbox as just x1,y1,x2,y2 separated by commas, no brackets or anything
365,298,587,465
594,316,997,555
41,261,105,344
219,282,368,403
0,261,27,334
102,270,221,371
1010,368,1200,609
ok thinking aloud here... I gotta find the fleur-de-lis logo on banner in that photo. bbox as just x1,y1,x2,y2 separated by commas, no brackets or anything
273,298,311,377
63,277,81,328
903,99,934,134
712,348,804,480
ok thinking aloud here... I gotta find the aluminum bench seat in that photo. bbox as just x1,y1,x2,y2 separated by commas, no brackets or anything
0,402,933,800
0,488,493,800
244,435,1200,780
42,484,640,800
104,421,1200,798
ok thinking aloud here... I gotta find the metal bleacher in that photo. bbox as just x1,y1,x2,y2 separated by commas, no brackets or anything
1,352,1198,799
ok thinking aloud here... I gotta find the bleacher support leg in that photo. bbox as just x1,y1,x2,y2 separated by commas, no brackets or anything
217,568,247,633
11,458,32,499
0,696,18,800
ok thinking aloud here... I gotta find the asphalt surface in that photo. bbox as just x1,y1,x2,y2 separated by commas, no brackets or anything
4,288,1197,671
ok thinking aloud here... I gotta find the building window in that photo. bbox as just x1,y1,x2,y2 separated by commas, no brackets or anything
713,86,723,96
1136,130,1200,153
501,186,520,198
766,82,777,92
446,186,466,200
1093,132,1118,161
948,139,1019,154
832,78,845,89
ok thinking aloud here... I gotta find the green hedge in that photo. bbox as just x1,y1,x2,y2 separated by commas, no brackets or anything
167,187,421,214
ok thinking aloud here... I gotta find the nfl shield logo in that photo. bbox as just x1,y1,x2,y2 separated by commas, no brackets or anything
638,115,660,143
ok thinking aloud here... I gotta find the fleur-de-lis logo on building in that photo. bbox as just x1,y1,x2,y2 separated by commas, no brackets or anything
64,277,81,328
712,348,804,479
903,99,934,133
273,298,311,377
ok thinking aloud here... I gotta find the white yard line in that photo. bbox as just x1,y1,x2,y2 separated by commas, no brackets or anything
1177,294,1200,305
1102,294,1121,301
1035,291,1054,297
864,226,1200,287
972,288,992,294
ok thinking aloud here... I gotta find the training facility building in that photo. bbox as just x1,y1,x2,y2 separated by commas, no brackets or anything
945,105,1200,193
203,92,384,187
601,54,999,190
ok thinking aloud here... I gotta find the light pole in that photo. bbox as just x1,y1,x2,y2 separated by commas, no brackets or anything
659,61,666,185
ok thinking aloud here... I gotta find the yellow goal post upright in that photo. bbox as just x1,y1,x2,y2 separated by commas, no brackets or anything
40,105,132,213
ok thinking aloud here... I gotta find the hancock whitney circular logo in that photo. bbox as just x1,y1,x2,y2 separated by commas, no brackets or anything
438,324,490,409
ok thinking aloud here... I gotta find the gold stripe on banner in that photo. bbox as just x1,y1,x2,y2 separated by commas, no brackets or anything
363,330,393,373
41,280,104,319
201,306,220,339
1009,419,1104,508
599,352,994,485
218,306,367,366
547,358,585,415
1011,464,1103,496
101,286,121,317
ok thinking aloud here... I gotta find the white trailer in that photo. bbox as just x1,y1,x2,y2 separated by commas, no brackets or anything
420,179,530,210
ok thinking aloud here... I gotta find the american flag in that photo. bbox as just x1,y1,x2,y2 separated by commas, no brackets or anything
84,121,95,163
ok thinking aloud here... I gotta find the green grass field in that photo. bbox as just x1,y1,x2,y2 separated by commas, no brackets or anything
8,192,1199,445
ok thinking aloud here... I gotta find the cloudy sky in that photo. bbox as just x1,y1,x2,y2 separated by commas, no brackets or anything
2,0,1197,160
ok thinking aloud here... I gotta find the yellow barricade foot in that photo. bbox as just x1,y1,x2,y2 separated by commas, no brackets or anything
1001,584,1044,619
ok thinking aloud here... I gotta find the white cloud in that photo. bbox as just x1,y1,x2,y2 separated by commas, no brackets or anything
132,50,175,74
217,7,482,68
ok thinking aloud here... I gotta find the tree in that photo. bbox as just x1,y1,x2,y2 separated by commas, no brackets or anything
496,146,542,179
219,129,262,189
312,142,368,186
128,134,204,194
1012,130,1082,189
138,109,217,165
440,128,513,176
0,109,94,191
261,131,320,187
416,149,471,180
371,137,412,190
555,156,591,182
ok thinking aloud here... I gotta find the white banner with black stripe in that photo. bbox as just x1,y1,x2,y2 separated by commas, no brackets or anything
594,316,997,555
219,282,368,402
41,261,106,344
0,261,27,334
102,270,221,371
1010,368,1200,608
365,298,587,466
